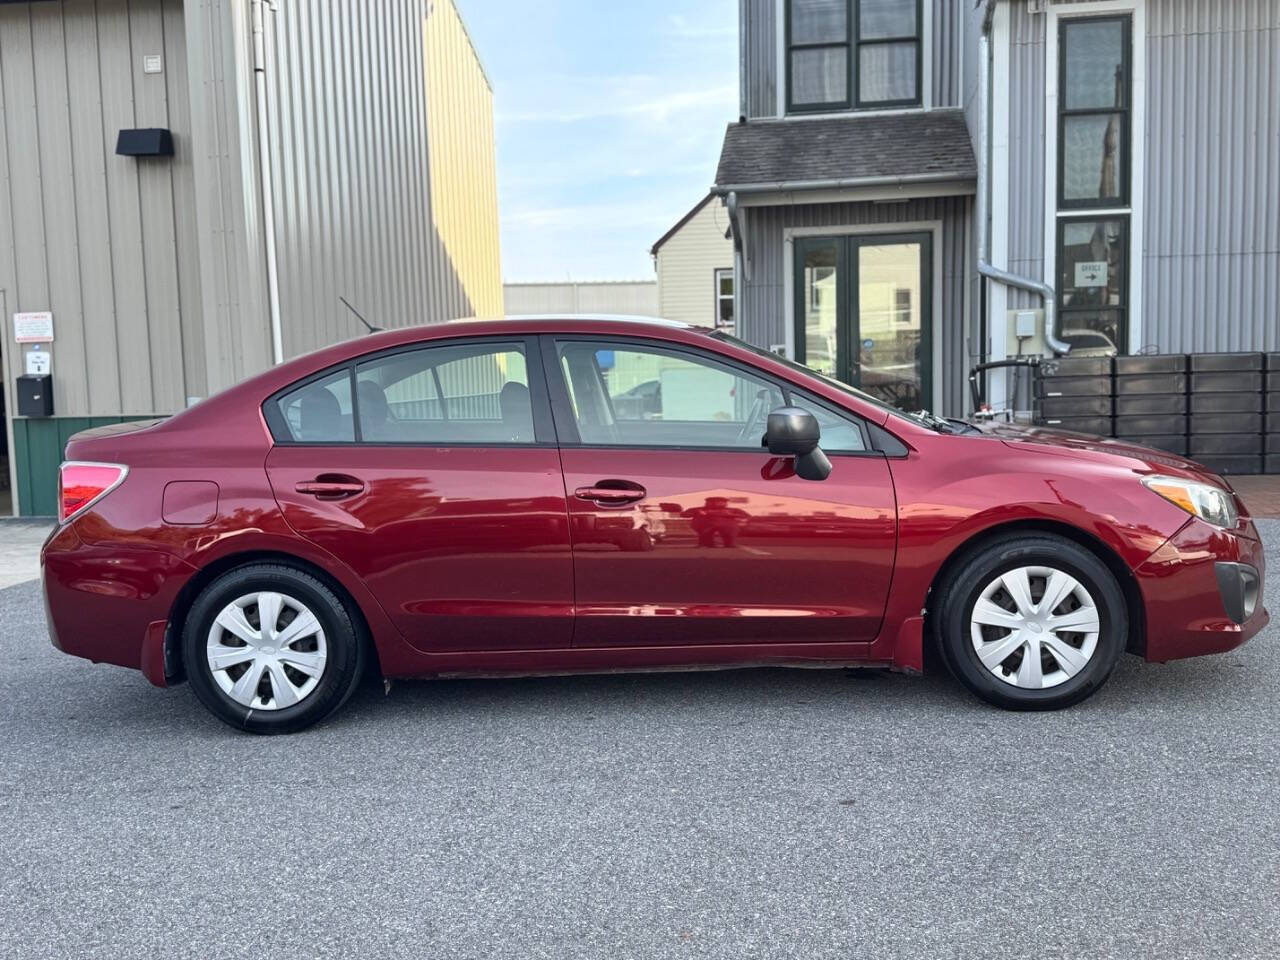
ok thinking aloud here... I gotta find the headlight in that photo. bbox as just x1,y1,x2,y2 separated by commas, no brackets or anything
1142,475,1238,528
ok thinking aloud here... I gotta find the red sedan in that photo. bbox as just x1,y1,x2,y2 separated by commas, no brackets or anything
42,318,1268,733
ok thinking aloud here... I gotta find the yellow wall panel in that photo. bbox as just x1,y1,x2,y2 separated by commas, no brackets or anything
424,0,503,318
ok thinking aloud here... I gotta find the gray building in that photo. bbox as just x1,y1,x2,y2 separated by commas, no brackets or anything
0,0,501,516
715,0,1280,417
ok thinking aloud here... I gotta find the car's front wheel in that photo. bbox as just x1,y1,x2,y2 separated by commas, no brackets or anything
932,534,1128,710
183,563,365,734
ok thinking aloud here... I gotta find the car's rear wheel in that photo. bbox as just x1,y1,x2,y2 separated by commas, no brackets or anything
183,563,365,734
932,534,1127,710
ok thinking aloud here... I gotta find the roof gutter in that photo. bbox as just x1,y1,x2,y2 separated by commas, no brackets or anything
714,170,970,196
976,0,1069,355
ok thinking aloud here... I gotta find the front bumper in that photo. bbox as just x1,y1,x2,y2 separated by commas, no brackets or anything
1135,518,1269,662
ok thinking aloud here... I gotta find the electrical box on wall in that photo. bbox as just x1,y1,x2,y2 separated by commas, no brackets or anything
1007,309,1047,356
115,128,174,157
16,374,53,417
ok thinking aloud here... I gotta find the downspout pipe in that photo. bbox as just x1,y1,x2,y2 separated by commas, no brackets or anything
976,0,1070,355
251,0,285,365
738,0,748,120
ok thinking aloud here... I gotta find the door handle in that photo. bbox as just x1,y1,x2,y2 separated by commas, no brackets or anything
295,475,365,500
574,482,646,506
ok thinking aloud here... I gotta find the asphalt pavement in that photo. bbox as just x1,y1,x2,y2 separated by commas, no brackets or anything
1,523,1277,959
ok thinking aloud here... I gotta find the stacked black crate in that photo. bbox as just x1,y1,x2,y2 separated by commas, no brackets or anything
1267,353,1280,474
1188,353,1265,475
1034,355,1113,436
1113,355,1187,454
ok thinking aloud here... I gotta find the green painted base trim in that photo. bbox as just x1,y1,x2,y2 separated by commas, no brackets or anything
11,416,157,517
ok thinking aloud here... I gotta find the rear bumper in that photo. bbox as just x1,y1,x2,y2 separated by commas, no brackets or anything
42,521,196,678
1136,518,1269,662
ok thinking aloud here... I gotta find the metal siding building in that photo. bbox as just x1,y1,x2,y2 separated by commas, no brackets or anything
724,0,1279,421
503,281,659,317
721,0,976,416
0,0,500,515
994,0,1280,349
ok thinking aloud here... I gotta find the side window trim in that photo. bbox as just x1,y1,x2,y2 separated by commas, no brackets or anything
264,335,556,447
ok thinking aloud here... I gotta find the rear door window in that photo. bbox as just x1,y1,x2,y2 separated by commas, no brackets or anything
355,342,534,444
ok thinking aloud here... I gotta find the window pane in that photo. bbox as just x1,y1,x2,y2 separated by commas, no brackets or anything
1059,218,1127,308
717,270,734,298
1062,114,1125,203
558,342,784,449
1058,310,1124,355
859,42,916,103
355,342,533,443
800,243,839,378
798,401,867,452
791,0,846,44
1063,19,1126,109
859,0,916,40
276,369,354,442
791,47,848,105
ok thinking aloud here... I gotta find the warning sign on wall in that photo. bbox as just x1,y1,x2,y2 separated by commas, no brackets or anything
13,312,54,343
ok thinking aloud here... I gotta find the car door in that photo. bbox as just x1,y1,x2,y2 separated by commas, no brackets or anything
264,336,574,652
544,335,897,649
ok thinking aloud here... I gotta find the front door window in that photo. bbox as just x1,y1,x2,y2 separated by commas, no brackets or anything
794,233,931,411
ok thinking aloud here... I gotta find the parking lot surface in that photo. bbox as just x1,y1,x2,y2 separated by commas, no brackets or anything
1,522,1277,960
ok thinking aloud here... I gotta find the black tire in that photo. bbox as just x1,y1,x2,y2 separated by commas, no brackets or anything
183,563,366,734
931,534,1127,711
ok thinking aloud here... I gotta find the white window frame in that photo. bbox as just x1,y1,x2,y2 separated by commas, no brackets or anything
775,0,933,117
1043,0,1146,354
714,267,735,329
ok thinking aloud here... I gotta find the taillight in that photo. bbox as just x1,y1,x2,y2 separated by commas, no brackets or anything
58,462,128,523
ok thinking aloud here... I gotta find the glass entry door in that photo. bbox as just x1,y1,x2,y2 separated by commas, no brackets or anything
794,233,932,411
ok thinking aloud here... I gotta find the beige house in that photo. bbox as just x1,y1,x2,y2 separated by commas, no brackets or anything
0,0,500,515
651,195,735,330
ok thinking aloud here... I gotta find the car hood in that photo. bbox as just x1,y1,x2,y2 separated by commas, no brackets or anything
972,421,1227,486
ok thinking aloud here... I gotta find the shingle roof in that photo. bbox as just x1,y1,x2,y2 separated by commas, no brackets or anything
714,109,976,191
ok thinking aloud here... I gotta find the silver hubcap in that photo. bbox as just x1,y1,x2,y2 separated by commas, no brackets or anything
969,566,1100,690
206,591,328,710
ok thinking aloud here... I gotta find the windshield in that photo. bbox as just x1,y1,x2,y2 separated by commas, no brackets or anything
708,330,949,432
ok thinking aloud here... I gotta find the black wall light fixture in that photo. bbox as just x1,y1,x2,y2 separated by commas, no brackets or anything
116,128,174,157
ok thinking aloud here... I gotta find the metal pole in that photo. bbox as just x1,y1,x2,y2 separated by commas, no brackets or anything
251,0,285,365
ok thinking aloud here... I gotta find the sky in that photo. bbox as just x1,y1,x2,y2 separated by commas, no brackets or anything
454,0,739,282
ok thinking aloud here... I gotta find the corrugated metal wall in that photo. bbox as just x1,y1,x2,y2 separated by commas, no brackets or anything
744,0,963,118
423,0,502,318
503,282,659,317
1004,0,1046,309
1145,0,1280,352
738,195,973,414
1002,0,1280,346
260,0,499,358
0,0,204,418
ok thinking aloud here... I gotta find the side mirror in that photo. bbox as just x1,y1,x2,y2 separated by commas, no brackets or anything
764,407,831,481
